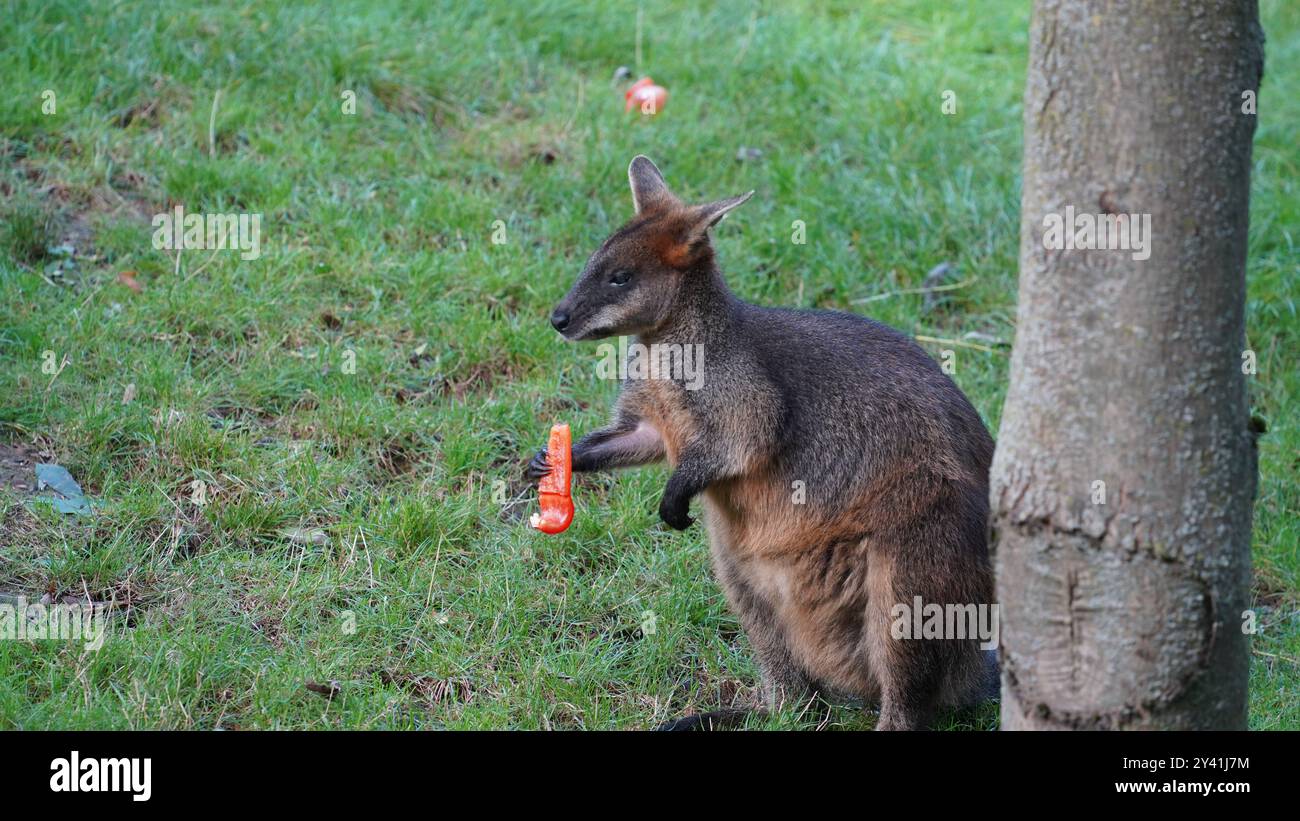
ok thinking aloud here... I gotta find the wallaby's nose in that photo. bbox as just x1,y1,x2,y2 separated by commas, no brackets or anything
551,309,571,332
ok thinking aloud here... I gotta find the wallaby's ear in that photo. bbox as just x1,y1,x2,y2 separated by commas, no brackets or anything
687,191,754,239
628,155,676,214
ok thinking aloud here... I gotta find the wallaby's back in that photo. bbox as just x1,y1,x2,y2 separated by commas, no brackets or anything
736,304,993,501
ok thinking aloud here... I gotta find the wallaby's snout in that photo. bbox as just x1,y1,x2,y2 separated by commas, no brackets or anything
549,282,596,340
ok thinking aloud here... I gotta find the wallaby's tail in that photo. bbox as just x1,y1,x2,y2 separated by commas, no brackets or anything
654,708,755,731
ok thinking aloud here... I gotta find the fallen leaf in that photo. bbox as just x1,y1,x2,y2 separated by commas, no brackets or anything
32,463,95,515
47,497,92,514
36,463,83,499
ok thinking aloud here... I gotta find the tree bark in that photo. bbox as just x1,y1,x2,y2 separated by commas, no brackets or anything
992,0,1263,729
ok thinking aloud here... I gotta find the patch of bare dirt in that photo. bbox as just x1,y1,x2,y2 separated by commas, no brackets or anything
0,442,48,494
376,436,422,477
1253,565,1299,610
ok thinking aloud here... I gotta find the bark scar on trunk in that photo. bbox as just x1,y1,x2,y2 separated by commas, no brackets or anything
996,523,1217,729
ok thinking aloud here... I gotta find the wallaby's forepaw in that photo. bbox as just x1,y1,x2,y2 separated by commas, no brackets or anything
525,447,551,482
658,494,694,530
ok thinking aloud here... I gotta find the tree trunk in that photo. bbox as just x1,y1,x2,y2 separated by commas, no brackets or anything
991,0,1263,730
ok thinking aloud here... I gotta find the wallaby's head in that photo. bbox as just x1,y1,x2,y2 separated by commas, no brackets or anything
550,155,752,340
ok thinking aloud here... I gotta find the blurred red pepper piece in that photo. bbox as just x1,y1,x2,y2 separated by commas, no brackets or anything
625,77,668,115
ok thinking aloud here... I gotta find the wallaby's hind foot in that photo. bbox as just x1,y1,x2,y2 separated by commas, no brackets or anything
875,699,934,731
873,648,994,730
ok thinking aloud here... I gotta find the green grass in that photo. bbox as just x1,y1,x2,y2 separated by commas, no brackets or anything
0,0,1295,730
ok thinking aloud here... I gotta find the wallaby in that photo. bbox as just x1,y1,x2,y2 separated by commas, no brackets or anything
527,156,997,730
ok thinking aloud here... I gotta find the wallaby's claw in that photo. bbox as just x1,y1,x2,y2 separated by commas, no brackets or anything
525,447,551,482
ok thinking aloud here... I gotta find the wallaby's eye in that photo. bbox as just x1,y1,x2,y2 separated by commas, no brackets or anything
608,269,633,286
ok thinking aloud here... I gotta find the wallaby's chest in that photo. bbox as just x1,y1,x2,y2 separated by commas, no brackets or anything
625,379,697,466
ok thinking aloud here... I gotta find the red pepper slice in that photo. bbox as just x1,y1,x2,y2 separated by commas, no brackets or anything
531,423,574,534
